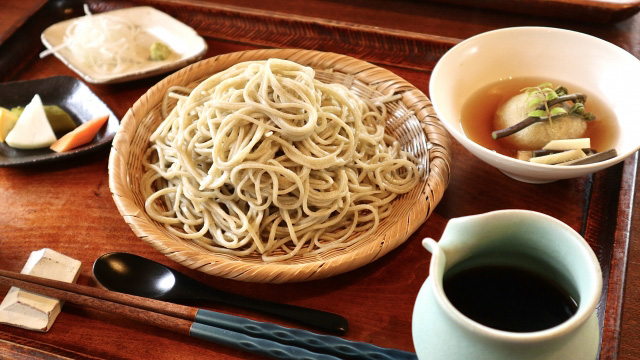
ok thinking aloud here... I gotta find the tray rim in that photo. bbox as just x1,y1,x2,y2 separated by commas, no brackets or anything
88,0,461,73
0,0,634,358
431,0,640,24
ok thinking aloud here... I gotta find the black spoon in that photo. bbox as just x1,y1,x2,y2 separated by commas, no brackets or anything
92,252,348,335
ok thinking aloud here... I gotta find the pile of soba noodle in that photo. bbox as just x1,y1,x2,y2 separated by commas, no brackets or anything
141,58,421,262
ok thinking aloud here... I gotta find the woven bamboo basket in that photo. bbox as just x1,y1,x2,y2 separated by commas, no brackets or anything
108,49,452,283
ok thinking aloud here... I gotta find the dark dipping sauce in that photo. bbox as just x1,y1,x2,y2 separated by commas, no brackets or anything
443,265,578,332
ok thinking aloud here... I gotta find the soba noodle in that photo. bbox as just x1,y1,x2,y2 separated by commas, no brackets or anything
141,59,421,262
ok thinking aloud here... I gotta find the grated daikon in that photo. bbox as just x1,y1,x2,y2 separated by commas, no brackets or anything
40,5,148,75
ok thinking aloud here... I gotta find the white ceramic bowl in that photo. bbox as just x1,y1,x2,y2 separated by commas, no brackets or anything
429,27,640,183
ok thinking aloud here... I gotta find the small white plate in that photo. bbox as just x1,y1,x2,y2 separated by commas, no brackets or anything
41,6,207,84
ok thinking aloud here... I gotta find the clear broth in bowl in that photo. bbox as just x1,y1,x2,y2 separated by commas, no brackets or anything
460,77,620,158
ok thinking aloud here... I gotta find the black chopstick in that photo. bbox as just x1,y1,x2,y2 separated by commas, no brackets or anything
0,271,336,360
0,270,417,360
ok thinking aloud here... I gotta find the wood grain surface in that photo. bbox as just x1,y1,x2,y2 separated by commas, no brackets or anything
0,0,46,44
0,0,638,359
431,0,640,23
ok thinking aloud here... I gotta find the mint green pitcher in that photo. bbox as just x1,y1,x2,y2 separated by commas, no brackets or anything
412,210,602,360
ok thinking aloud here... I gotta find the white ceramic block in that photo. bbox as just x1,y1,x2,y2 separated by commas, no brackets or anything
0,248,81,332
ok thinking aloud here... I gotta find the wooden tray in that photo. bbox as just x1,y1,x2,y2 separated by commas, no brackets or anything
432,0,640,24
0,0,633,359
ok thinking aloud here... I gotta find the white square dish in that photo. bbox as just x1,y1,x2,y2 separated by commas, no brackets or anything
41,6,208,84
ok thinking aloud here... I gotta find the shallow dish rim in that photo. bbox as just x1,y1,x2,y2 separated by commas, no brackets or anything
40,6,208,85
0,75,119,167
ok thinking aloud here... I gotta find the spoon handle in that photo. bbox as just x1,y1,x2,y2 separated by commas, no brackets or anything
199,287,348,335
195,309,417,360
189,321,340,360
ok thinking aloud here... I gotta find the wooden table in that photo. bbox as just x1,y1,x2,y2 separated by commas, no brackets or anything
0,0,638,359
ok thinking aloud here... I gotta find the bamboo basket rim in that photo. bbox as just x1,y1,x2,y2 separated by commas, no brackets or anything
108,48,452,283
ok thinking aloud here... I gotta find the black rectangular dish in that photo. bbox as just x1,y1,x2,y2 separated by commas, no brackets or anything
0,76,119,166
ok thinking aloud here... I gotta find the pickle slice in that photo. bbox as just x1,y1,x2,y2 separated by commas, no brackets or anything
11,105,77,133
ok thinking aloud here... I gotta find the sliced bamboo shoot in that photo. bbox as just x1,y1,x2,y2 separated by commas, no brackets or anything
529,149,586,165
559,149,618,165
517,151,533,161
542,138,591,151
